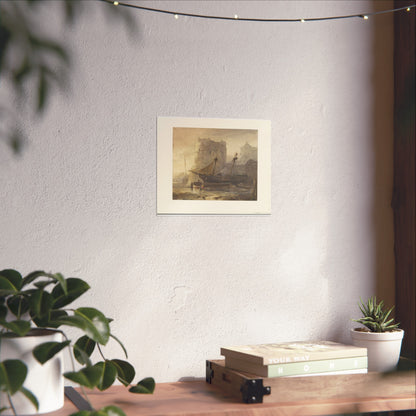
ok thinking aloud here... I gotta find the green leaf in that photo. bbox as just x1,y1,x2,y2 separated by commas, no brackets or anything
29,289,53,317
52,273,67,294
74,335,96,365
69,407,126,416
0,359,27,395
0,303,7,321
12,56,33,86
128,377,155,394
52,315,90,333
22,270,50,287
29,36,70,65
37,67,48,113
7,295,30,318
0,276,19,296
0,270,22,291
23,271,68,295
97,406,127,416
33,340,70,364
51,278,90,308
0,319,31,336
64,366,102,389
110,359,135,386
68,412,91,416
33,280,55,290
74,308,110,345
29,290,53,326
55,309,109,345
47,309,69,328
19,386,39,411
94,361,117,391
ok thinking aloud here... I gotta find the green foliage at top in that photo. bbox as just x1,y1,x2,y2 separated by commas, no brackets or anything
0,269,154,416
353,296,400,333
0,0,135,155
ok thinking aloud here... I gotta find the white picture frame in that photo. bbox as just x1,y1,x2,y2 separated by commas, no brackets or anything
157,116,271,215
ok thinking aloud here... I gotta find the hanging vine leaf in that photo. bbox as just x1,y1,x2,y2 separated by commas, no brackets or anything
128,377,155,394
74,335,96,365
74,308,110,345
110,359,135,386
54,308,109,346
19,386,39,411
0,359,27,395
94,361,117,391
64,366,102,389
33,340,71,364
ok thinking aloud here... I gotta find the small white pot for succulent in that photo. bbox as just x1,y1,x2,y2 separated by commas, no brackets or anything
351,328,404,372
0,329,64,415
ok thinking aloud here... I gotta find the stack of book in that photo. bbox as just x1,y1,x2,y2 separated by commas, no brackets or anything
220,340,368,378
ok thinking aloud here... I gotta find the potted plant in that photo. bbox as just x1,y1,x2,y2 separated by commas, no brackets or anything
351,296,404,372
0,269,155,416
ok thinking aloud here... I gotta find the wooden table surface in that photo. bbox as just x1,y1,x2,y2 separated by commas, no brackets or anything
51,372,416,416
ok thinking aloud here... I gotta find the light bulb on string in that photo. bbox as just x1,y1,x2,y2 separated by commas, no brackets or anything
174,14,179,19
100,1,416,24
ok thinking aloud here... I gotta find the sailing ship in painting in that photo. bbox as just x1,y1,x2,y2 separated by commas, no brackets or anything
173,138,257,201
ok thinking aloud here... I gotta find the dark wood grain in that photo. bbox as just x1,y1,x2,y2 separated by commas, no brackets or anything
393,0,415,361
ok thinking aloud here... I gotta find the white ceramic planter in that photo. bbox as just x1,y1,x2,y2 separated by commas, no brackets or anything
0,329,64,415
351,328,404,372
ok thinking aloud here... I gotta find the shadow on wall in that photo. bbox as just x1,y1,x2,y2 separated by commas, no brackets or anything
371,4,395,307
322,1,396,344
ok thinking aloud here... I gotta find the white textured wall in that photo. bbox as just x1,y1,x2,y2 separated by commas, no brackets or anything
0,1,394,382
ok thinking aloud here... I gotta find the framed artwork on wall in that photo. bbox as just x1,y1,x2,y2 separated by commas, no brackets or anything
157,116,271,215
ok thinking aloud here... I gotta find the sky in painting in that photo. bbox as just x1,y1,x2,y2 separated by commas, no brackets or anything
172,127,258,176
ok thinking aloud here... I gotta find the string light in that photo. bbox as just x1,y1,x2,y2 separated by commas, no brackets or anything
99,0,415,23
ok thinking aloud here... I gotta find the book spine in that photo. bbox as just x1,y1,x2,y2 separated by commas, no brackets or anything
285,368,368,377
225,356,368,377
267,356,368,377
221,346,368,365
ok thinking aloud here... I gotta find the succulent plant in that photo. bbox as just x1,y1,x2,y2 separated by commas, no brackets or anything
353,296,400,333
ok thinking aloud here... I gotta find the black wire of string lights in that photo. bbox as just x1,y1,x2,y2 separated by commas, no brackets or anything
100,0,415,23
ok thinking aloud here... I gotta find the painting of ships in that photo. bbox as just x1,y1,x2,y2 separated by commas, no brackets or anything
172,131,258,201
189,154,252,187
